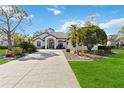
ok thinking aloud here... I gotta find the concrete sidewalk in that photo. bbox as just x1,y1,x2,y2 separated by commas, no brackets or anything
0,50,80,88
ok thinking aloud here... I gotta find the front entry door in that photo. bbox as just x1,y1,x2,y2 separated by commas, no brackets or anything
48,39,54,49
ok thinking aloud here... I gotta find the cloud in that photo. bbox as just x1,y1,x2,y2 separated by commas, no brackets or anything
57,20,85,32
57,18,124,35
99,18,124,29
99,18,124,34
47,8,62,15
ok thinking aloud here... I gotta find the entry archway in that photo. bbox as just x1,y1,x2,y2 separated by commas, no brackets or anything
47,38,55,49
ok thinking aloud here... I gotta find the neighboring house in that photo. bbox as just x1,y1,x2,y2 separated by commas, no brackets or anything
107,33,124,47
0,34,14,47
33,31,68,49
0,39,14,47
116,33,124,45
107,34,118,47
0,39,9,46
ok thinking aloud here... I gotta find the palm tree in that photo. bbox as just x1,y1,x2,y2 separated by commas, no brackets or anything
68,24,80,53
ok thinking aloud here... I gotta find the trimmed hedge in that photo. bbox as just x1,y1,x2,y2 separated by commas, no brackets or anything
98,46,111,53
66,48,70,52
0,46,7,49
94,50,105,56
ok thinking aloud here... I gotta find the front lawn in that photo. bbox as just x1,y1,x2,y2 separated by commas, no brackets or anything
0,59,9,65
0,49,9,65
0,49,7,55
69,49,124,88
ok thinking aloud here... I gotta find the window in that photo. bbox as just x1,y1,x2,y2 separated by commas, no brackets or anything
0,41,3,45
37,41,41,47
57,43,64,49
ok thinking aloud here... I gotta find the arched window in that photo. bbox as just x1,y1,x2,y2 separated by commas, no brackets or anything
37,41,41,47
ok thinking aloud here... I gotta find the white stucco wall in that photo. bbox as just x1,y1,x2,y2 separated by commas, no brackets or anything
33,39,43,48
107,41,117,46
119,40,124,44
45,36,57,49
0,40,8,46
57,39,67,48
77,45,88,50
67,43,101,51
0,40,14,47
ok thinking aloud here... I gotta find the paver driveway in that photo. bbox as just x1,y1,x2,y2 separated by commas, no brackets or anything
0,50,80,88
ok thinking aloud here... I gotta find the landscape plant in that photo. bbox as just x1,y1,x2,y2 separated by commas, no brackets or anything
68,22,107,52
81,22,107,51
18,41,37,53
12,47,23,55
0,5,30,50
68,24,80,53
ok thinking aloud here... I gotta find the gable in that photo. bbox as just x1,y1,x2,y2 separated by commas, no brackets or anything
38,32,49,39
33,32,67,41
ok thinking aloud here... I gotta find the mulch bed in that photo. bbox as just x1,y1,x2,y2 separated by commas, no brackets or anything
63,51,107,61
63,51,92,61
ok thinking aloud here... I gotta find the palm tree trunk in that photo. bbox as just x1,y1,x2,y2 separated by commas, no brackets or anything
75,37,78,54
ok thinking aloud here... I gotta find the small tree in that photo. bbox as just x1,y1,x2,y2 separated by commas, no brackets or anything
12,33,25,46
81,22,107,51
0,5,29,50
68,24,80,53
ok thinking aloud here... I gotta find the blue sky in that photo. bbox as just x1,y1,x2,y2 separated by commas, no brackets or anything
18,5,124,35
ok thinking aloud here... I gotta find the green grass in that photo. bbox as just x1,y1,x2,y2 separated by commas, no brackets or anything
0,49,9,64
0,59,9,65
69,49,124,88
0,49,7,55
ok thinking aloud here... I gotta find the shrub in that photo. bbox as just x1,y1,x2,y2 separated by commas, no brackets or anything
27,48,33,53
94,50,105,56
66,48,70,52
110,46,115,49
29,44,37,52
104,46,111,53
98,46,111,54
12,47,23,55
0,46,7,49
18,42,37,53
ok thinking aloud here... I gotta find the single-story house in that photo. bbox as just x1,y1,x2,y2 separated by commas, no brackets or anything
107,33,124,48
33,31,68,49
33,30,103,50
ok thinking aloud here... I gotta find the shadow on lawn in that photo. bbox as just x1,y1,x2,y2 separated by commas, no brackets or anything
18,52,60,61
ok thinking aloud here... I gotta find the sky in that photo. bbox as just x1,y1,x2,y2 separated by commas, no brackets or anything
17,5,124,35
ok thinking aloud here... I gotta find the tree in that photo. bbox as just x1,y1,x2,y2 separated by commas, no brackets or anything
12,33,25,46
0,5,29,50
119,26,124,33
68,24,80,53
33,30,43,37
81,22,107,51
